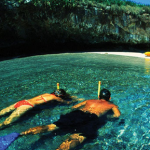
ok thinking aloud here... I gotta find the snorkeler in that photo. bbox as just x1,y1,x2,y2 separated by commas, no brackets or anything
21,89,121,150
0,89,81,129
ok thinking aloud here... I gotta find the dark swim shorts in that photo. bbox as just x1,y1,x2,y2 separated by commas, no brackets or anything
54,110,107,138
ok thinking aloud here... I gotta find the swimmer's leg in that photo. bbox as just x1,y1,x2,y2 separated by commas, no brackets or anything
20,124,59,135
0,104,15,116
0,105,32,129
56,133,86,150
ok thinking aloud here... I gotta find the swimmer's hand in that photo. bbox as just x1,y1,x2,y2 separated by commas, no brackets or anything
77,98,85,101
61,100,72,104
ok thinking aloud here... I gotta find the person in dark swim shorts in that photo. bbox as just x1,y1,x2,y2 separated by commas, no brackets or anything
21,88,121,150
53,110,104,139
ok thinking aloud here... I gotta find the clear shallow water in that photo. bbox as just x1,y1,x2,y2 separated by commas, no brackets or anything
0,53,150,150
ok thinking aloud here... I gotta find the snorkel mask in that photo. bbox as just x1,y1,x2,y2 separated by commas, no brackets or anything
54,89,64,97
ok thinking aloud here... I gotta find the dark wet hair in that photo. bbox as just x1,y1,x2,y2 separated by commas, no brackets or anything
52,89,71,100
99,88,111,101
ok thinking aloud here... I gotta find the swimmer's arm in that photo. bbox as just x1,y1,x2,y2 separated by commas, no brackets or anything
55,98,71,104
20,124,58,135
71,96,85,101
112,106,121,117
107,106,121,118
55,97,85,104
71,100,87,109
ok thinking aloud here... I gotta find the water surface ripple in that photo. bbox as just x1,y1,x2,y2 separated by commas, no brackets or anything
0,53,150,150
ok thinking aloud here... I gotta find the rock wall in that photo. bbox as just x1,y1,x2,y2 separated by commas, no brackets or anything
46,4,150,44
0,2,150,59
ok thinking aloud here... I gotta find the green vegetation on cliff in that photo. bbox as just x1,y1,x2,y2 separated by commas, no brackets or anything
1,0,150,7
1,0,150,15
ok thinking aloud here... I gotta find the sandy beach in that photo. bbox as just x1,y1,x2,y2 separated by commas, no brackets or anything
87,52,150,59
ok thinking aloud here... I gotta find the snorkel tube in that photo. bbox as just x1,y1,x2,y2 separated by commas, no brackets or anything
57,83,59,90
55,83,66,98
98,81,101,99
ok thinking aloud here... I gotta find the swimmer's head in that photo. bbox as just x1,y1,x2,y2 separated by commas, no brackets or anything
99,88,111,101
54,89,66,97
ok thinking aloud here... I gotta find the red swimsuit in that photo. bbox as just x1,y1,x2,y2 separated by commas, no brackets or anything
36,96,47,102
14,100,34,108
14,95,49,108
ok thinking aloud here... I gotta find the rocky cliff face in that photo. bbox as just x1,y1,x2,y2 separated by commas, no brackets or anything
0,1,150,58
48,4,150,44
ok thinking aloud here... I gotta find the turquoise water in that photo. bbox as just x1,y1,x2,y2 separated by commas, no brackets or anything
0,53,150,150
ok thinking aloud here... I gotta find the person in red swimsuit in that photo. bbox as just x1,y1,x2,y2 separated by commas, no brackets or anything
21,89,121,150
0,89,82,129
